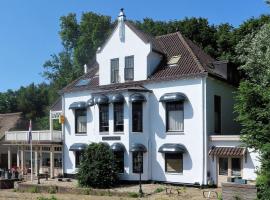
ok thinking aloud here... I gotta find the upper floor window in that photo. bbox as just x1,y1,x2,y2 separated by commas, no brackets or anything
214,95,221,134
132,102,143,132
125,56,134,81
99,104,109,132
166,102,184,132
111,58,119,83
114,103,124,132
75,109,87,134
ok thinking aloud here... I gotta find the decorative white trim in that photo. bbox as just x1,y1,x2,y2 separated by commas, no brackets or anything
209,135,240,141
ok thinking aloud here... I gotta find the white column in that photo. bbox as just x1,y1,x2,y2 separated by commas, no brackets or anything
39,147,43,173
49,111,53,141
35,148,38,175
8,146,11,169
21,147,24,174
17,147,20,168
50,146,54,178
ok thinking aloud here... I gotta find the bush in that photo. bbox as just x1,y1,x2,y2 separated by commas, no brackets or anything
77,142,118,188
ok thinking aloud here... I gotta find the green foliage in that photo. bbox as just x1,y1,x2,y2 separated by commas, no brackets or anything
154,187,165,193
218,193,223,200
29,186,40,193
37,196,58,200
47,186,57,194
77,142,118,188
235,24,270,199
127,192,139,198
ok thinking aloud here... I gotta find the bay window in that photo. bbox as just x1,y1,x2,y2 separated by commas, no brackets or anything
166,102,184,132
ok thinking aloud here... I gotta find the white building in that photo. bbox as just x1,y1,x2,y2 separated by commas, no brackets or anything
60,9,259,186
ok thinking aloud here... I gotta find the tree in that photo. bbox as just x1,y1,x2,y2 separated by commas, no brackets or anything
235,24,270,199
77,143,118,188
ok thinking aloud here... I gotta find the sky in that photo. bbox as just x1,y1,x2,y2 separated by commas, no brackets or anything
0,0,269,92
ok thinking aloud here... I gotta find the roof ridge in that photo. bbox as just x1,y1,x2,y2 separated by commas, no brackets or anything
176,32,206,73
155,32,179,39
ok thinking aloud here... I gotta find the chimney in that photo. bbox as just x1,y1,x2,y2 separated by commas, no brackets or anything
84,64,88,74
118,8,125,42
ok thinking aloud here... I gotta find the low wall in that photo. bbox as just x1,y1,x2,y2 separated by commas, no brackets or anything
222,183,257,200
0,179,20,189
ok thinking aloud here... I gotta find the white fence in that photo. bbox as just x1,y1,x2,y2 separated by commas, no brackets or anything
5,130,62,142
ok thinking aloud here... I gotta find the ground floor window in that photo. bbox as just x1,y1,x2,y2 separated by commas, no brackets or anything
231,158,241,176
75,151,83,168
218,157,242,177
132,152,143,173
114,152,124,173
54,153,62,168
42,152,50,167
165,153,183,173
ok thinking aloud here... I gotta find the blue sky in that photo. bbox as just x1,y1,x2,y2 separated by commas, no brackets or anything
0,0,269,92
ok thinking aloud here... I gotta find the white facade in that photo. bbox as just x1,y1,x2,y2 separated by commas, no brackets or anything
62,11,259,186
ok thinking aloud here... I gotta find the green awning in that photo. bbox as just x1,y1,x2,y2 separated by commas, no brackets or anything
129,93,146,103
69,102,87,109
130,143,147,152
111,142,126,152
159,92,186,102
69,143,88,151
158,143,186,153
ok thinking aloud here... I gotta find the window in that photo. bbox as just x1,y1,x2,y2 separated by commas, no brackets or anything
125,56,134,80
219,157,228,175
166,102,184,132
54,147,62,152
111,58,119,83
132,152,143,173
165,153,183,173
114,103,124,132
114,152,124,173
99,104,109,132
42,152,50,167
54,153,62,168
75,109,87,134
231,158,241,176
75,151,82,168
214,95,221,134
132,102,143,132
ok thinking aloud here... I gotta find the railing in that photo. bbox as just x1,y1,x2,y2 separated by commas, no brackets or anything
5,130,62,142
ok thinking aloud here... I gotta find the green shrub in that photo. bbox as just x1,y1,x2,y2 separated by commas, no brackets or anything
37,196,58,200
29,186,39,193
77,143,118,188
82,188,92,195
48,186,57,194
127,192,139,198
217,193,223,200
154,187,165,193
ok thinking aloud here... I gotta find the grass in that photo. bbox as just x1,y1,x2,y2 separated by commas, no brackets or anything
127,192,139,198
48,186,57,194
29,186,40,193
154,187,165,193
37,196,58,200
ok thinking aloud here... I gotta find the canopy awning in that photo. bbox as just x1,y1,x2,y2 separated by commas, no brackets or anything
130,143,147,152
111,142,126,152
110,94,125,103
87,97,95,106
129,93,146,103
158,143,186,153
209,146,246,156
69,143,88,151
159,92,187,102
95,95,109,104
69,101,87,109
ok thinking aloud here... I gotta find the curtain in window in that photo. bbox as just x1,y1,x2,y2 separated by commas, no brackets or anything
168,110,183,131
77,116,87,133
114,103,124,132
99,105,109,132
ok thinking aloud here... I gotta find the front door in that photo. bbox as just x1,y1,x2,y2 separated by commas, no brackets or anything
217,157,242,187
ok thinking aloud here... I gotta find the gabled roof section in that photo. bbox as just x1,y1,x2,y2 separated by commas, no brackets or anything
0,112,23,140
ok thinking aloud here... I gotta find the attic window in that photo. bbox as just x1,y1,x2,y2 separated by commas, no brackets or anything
167,55,181,66
75,79,91,87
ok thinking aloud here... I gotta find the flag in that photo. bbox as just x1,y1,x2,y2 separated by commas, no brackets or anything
28,120,32,144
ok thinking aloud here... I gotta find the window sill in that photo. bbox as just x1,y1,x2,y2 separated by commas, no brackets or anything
113,132,124,135
132,131,143,134
166,131,184,135
99,132,109,135
165,172,183,175
75,133,87,136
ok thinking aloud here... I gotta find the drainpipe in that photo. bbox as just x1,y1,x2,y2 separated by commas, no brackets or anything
202,77,208,186
61,94,65,176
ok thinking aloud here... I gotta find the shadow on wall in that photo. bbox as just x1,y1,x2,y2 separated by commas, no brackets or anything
151,95,194,140
245,152,255,170
64,144,74,171
66,114,71,135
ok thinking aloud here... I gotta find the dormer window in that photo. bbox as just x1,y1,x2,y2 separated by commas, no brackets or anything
111,58,119,83
167,55,181,67
125,56,134,81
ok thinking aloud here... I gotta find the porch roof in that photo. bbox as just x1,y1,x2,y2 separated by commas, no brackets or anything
209,146,246,156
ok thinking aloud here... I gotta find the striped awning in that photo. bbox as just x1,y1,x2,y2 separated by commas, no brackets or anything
209,147,246,156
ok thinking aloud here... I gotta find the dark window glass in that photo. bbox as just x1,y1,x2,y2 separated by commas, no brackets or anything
231,158,241,176
214,95,221,134
166,102,184,132
165,153,183,173
42,152,50,167
99,104,109,132
219,157,228,175
54,153,62,168
111,58,119,83
114,103,124,132
75,109,87,134
114,151,124,173
75,151,82,168
132,102,143,132
132,152,143,173
125,56,134,81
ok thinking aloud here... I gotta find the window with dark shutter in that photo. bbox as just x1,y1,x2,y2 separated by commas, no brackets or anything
111,58,119,83
124,56,134,81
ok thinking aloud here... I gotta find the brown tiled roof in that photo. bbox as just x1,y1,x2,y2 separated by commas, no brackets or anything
209,147,246,156
0,113,22,140
50,98,62,112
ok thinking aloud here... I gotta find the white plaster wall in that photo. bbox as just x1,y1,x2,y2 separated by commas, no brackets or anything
147,51,162,77
145,78,205,184
97,23,154,85
208,140,260,184
206,77,241,135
